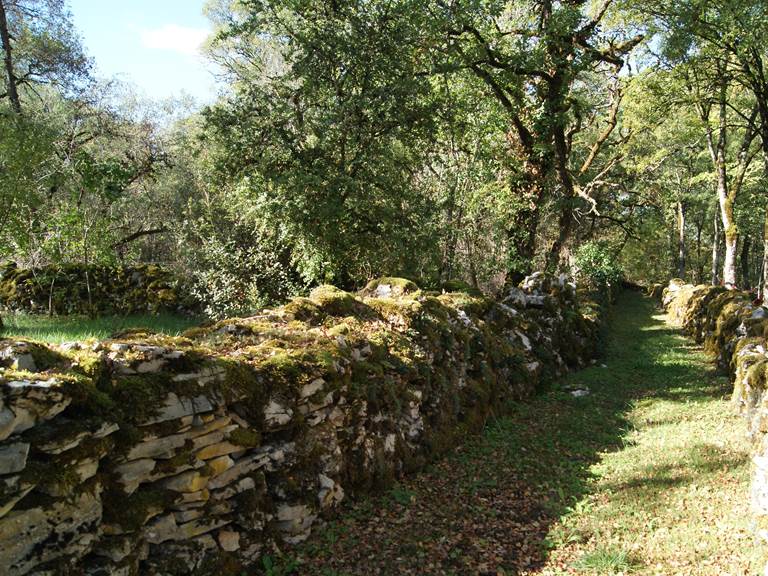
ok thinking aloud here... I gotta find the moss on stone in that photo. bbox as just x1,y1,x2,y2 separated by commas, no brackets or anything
229,427,262,448
309,285,366,318
102,486,176,532
283,297,322,323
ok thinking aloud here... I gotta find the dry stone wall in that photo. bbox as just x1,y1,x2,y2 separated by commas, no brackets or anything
0,263,194,316
662,280,768,568
0,274,605,575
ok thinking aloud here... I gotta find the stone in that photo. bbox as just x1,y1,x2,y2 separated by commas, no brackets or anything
263,400,293,428
175,508,204,523
114,458,156,493
0,490,101,575
40,458,100,497
91,536,136,563
505,287,527,307
126,417,232,461
38,430,90,455
751,307,768,320
162,470,210,493
211,476,255,501
218,530,240,552
753,455,768,515
317,473,344,509
1,379,71,441
141,393,214,426
301,378,325,399
515,330,532,351
275,503,316,542
172,366,227,385
0,483,34,519
196,441,242,461
191,426,237,451
206,455,234,476
58,342,82,352
135,358,166,373
174,489,210,507
144,514,178,545
0,344,38,373
126,434,186,461
12,354,37,372
0,442,29,474
207,452,269,490
0,409,15,443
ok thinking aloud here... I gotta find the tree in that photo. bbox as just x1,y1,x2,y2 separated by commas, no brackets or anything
0,0,90,112
204,0,644,287
635,0,768,289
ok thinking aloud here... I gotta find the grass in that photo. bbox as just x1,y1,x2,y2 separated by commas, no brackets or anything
571,546,638,572
0,310,202,343
537,294,761,575
287,292,765,575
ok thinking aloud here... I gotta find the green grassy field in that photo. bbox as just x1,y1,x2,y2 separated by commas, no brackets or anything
269,292,763,575
0,311,202,343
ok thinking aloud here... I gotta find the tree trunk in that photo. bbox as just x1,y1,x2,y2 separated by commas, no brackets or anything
762,208,768,301
546,110,576,273
712,93,738,287
0,0,20,113
741,235,751,290
712,208,721,286
701,62,750,288
719,192,739,287
695,217,703,284
677,200,686,279
506,162,545,284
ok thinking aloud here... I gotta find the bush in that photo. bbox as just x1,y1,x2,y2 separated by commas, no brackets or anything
176,215,305,319
573,241,623,289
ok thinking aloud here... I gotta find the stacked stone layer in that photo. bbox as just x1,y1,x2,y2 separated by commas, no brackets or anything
0,274,604,575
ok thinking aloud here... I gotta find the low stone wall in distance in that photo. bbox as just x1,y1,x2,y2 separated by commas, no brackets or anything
0,263,194,316
0,274,605,575
662,280,768,561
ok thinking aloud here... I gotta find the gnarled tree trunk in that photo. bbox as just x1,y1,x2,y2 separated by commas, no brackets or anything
0,0,20,113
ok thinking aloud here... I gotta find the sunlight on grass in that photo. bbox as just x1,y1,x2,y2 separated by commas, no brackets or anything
0,311,202,343
537,294,763,575
572,546,638,574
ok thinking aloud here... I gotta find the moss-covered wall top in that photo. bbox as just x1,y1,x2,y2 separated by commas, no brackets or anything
0,273,605,575
0,263,195,316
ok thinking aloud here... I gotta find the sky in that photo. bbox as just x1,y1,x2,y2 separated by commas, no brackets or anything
68,0,218,103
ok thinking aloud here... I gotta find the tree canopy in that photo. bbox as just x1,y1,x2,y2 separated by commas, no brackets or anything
1,0,768,317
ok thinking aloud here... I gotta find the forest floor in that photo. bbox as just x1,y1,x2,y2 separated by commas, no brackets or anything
261,292,765,575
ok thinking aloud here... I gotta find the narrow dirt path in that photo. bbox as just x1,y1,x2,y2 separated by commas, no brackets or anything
259,292,762,575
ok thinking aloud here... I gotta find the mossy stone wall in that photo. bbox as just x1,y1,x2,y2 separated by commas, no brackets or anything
0,263,194,315
0,274,604,575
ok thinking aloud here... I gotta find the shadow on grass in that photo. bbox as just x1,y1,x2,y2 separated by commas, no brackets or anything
278,292,737,575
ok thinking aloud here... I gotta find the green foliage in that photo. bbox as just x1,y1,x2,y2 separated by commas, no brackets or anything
574,242,623,289
176,206,305,318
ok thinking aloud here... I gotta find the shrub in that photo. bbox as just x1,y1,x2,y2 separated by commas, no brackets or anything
573,241,623,289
